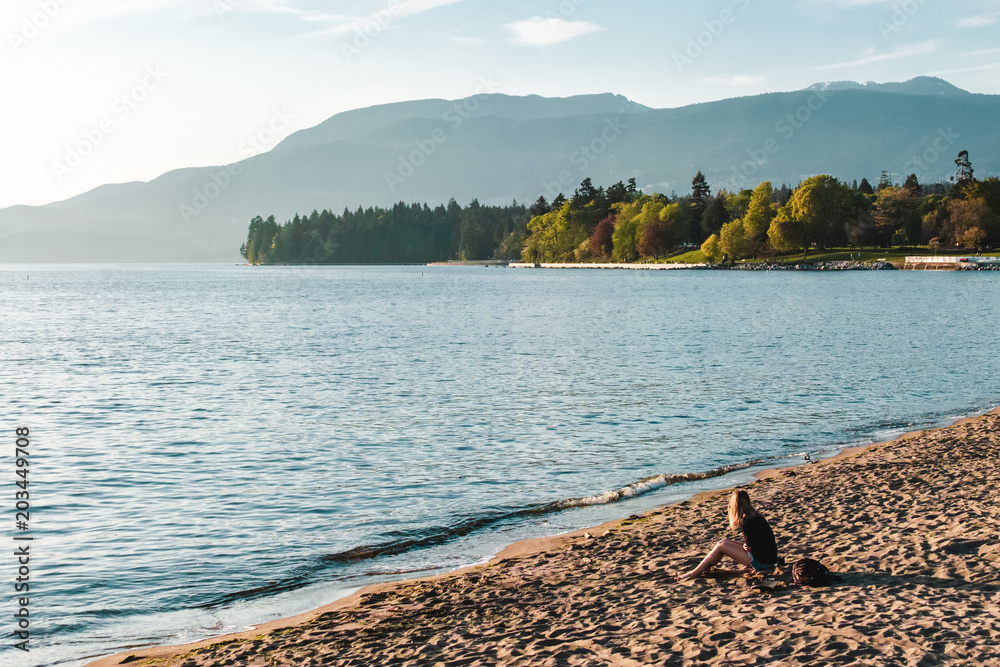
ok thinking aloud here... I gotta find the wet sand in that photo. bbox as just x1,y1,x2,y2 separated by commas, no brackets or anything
89,409,1000,666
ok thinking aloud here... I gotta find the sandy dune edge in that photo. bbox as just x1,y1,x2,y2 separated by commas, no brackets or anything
89,409,1000,666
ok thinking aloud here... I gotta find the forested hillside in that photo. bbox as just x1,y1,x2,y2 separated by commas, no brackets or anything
244,155,1000,265
242,200,530,264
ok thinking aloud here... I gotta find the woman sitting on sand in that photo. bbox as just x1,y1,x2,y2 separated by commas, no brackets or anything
676,489,778,581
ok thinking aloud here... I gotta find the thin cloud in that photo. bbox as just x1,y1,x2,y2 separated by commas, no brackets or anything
931,61,1000,76
959,47,1000,58
504,17,605,46
267,0,468,37
812,40,939,71
804,0,894,7
956,14,999,28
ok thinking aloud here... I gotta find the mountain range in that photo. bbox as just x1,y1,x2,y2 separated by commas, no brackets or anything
3,76,997,262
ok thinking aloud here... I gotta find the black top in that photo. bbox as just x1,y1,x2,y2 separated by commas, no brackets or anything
741,514,778,564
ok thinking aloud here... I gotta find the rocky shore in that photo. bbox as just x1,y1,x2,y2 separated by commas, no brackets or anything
710,260,897,271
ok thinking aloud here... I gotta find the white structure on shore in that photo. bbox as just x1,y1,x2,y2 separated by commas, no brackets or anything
904,256,1000,270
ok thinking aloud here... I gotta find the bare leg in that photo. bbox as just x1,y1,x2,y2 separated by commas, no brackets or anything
676,539,753,581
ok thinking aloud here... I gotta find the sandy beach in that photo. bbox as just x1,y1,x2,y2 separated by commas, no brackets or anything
89,409,1000,666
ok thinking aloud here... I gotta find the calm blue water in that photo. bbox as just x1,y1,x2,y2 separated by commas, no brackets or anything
2,265,999,666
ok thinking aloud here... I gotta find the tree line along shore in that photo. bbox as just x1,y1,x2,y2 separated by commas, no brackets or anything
241,152,999,266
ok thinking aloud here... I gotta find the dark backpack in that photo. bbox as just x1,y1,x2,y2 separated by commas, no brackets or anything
792,558,839,586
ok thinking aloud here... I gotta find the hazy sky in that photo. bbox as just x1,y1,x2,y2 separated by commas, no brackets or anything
3,0,998,209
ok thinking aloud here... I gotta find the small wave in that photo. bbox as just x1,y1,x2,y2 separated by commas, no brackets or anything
200,455,794,609
316,460,783,566
546,459,774,510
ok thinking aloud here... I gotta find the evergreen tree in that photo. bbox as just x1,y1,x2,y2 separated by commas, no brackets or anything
242,199,527,264
689,171,711,241
572,178,598,207
530,196,550,217
953,150,975,194
691,171,710,201
773,184,793,206
700,194,729,237
606,181,628,205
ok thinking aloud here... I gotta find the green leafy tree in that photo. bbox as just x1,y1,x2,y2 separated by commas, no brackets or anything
947,197,997,247
920,197,950,245
700,234,723,263
496,228,526,260
611,196,659,262
781,175,854,253
963,226,987,252
658,202,690,248
844,207,876,250
741,181,776,256
719,218,751,260
725,189,753,220
872,186,919,247
244,215,279,264
767,206,804,255
965,177,1000,224
523,200,591,262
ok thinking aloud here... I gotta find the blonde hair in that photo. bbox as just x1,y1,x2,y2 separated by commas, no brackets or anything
728,489,759,531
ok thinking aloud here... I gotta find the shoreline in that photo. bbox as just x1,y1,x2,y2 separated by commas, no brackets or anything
86,405,1000,667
